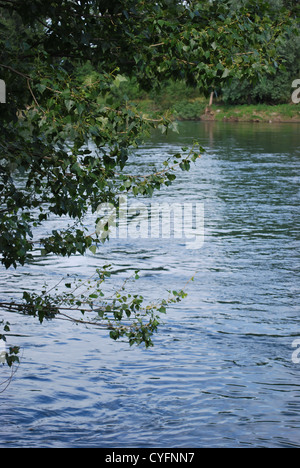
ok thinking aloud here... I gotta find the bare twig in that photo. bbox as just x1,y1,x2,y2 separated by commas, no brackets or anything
149,42,165,48
0,64,30,79
0,359,20,394
27,78,38,107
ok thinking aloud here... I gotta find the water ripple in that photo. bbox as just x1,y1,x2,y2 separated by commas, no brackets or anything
1,122,300,448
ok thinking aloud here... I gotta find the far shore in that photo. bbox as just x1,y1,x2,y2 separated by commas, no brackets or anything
134,99,300,124
190,103,300,124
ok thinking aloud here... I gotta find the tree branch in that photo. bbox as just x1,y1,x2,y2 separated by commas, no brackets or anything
0,64,30,79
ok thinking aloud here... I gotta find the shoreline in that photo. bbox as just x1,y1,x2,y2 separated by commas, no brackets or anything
193,105,300,124
135,99,300,124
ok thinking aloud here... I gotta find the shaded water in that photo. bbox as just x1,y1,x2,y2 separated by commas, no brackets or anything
0,121,299,448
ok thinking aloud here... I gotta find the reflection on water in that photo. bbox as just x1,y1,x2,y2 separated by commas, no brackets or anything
0,122,300,448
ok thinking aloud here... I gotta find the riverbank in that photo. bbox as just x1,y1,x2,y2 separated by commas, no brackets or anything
198,102,300,123
135,98,300,123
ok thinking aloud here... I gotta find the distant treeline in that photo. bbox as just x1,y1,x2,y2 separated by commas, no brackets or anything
78,0,299,109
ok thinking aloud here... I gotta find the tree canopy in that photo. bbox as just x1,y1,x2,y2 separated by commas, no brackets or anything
0,0,296,363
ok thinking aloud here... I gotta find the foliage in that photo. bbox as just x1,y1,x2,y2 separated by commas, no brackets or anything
222,0,300,104
222,34,300,104
0,0,295,363
0,268,192,350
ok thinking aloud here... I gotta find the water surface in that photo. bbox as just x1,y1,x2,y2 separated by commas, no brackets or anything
0,121,299,448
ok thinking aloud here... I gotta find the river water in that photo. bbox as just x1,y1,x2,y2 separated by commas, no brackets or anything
0,121,299,448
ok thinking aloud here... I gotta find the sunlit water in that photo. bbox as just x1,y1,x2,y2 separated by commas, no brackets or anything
0,122,299,448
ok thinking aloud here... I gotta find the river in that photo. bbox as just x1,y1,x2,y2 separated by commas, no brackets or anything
0,121,299,448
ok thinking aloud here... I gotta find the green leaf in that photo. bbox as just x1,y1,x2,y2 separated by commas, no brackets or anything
114,74,128,88
89,245,97,255
65,100,75,112
222,68,230,79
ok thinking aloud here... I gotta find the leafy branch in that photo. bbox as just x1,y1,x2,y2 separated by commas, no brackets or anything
0,269,196,358
117,143,204,198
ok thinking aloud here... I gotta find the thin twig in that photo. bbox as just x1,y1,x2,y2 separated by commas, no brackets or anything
27,78,38,106
0,361,19,394
0,64,30,79
149,42,165,48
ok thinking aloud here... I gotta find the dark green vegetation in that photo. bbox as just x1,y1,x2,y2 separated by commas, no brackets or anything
0,0,298,364
104,78,300,122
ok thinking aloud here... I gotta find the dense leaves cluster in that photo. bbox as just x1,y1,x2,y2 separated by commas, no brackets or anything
0,0,295,359
223,0,300,104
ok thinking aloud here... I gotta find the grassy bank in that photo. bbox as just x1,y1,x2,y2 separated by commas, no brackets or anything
200,102,300,123
134,98,300,123
106,78,300,123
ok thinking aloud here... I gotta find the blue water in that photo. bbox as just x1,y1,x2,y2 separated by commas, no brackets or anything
0,122,299,448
